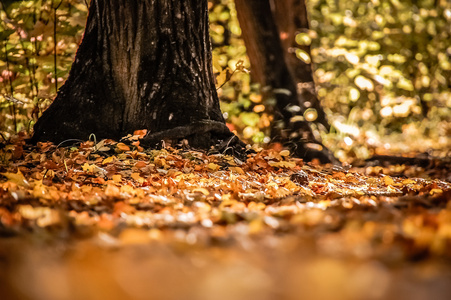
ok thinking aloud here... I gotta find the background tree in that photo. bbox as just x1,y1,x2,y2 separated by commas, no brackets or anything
234,0,335,162
272,0,328,130
1,0,449,161
30,0,241,151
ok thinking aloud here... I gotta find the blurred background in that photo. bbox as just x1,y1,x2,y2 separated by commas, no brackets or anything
0,0,450,161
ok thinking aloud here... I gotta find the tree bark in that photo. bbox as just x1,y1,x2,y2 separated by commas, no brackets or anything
235,0,312,138
234,0,336,163
272,0,329,130
31,0,237,149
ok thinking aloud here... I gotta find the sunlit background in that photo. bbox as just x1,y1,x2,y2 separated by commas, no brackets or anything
0,0,450,161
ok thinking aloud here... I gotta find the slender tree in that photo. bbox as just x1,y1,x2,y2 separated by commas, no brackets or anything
272,0,329,130
31,0,241,151
235,0,335,163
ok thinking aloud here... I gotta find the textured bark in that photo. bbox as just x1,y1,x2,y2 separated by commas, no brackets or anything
31,0,236,149
272,0,329,130
235,0,336,163
235,0,306,134
234,0,314,139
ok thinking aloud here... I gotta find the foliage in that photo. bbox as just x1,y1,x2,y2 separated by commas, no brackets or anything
209,0,271,144
0,0,87,135
210,0,451,159
0,134,450,298
308,0,451,160
0,2,450,295
0,0,449,160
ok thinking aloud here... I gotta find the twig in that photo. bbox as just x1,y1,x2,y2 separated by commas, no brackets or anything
56,139,84,148
4,41,17,132
0,132,8,143
52,0,63,92
216,69,237,90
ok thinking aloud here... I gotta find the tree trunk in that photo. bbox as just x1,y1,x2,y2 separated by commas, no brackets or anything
31,0,237,150
234,0,311,137
234,0,336,163
272,0,329,130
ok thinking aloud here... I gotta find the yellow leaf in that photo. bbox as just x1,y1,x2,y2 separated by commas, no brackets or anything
295,49,311,63
250,94,262,103
208,163,221,171
212,55,222,73
102,156,116,164
82,163,94,172
355,75,374,91
384,176,395,186
1,171,29,187
32,181,49,199
112,174,122,183
387,185,399,193
131,173,145,184
279,150,290,157
402,179,416,185
430,189,443,195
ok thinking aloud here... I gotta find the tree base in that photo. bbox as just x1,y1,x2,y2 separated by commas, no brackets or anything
140,120,248,160
30,0,233,153
291,142,339,164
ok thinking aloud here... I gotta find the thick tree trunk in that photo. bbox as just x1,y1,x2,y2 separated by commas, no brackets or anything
234,0,336,163
31,0,237,149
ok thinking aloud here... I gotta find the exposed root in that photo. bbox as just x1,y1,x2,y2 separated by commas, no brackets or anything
287,139,340,165
365,154,450,168
141,120,231,144
141,120,248,160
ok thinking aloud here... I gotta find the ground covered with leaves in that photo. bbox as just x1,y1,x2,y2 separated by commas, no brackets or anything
0,134,450,299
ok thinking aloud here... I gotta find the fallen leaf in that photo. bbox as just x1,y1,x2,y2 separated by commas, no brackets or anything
116,143,131,151
208,163,221,171
102,156,116,164
131,173,145,184
105,184,120,197
1,171,30,187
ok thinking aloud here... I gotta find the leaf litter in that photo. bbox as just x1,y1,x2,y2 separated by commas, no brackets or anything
0,133,450,299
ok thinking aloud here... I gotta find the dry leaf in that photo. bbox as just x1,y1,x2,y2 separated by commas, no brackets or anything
116,143,131,151
1,171,30,187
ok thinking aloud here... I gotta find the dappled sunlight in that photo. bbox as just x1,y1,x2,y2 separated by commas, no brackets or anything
0,1,450,299
1,0,449,160
0,137,450,299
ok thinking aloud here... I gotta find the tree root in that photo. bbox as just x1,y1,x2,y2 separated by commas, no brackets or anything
365,154,449,168
287,140,340,165
141,120,232,144
140,119,248,160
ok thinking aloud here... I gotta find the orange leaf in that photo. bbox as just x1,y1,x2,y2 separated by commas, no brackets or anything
134,161,147,168
105,184,120,197
131,173,145,184
116,143,130,151
133,129,148,138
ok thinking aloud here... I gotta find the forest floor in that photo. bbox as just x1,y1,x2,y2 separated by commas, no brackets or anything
0,133,450,300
